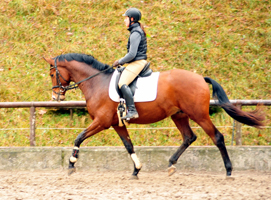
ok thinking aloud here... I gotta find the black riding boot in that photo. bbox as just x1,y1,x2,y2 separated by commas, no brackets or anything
120,84,139,120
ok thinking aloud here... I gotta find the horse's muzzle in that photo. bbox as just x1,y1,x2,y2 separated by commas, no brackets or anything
52,93,66,101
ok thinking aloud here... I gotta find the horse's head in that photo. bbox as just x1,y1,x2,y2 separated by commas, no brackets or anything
44,57,71,101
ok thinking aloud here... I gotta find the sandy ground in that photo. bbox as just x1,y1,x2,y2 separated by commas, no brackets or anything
0,170,270,200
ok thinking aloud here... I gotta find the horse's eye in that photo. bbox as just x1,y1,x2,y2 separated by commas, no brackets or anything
50,74,54,77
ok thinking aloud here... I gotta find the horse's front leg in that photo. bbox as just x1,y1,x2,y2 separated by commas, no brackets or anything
68,119,105,175
113,125,142,179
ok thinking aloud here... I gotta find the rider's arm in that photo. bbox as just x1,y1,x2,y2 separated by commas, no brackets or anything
119,32,141,65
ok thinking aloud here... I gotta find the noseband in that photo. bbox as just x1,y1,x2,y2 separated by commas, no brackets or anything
51,56,114,100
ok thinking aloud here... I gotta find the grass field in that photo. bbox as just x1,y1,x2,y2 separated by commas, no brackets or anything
0,0,270,146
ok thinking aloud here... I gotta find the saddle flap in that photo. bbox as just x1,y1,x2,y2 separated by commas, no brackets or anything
115,72,137,98
115,62,152,97
109,69,160,103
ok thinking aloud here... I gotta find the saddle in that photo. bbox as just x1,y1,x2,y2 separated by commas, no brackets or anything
115,62,152,98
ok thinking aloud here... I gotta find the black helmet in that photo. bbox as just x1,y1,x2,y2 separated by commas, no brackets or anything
123,8,141,22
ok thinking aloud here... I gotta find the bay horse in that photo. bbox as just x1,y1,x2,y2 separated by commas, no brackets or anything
44,53,264,178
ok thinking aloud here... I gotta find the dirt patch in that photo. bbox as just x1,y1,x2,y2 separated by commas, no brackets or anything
0,170,270,200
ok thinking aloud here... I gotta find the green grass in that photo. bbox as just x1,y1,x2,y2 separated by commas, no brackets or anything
0,0,270,146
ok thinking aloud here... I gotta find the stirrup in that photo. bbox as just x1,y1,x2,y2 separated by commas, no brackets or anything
121,112,139,121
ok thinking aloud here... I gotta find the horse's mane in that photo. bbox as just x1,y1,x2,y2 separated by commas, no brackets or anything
55,53,114,74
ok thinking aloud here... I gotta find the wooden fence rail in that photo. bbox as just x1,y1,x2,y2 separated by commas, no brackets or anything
0,100,270,146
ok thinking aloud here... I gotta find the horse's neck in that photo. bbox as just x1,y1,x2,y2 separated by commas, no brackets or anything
68,64,112,99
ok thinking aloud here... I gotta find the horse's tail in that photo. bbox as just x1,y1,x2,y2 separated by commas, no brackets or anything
204,77,265,128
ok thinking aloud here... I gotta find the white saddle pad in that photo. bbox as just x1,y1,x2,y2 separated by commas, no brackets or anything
109,69,160,102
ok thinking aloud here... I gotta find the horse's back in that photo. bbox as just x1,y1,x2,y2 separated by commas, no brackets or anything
156,69,210,115
130,69,210,124
158,69,209,93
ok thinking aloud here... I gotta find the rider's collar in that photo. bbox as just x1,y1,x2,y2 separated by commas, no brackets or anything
127,22,139,31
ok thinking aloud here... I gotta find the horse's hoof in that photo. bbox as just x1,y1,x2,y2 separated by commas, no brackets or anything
68,168,76,176
130,175,139,180
168,165,176,176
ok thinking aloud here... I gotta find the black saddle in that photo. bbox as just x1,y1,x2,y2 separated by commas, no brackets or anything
115,62,152,98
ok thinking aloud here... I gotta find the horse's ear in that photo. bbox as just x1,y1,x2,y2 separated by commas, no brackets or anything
43,57,54,66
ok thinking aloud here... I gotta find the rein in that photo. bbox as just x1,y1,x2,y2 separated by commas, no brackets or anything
51,57,114,100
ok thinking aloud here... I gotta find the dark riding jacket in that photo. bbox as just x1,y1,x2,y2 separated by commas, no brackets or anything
119,23,147,64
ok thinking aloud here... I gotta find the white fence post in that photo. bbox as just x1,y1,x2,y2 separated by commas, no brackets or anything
30,106,36,146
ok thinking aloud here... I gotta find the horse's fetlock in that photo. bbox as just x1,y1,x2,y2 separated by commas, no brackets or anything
70,156,77,163
69,146,80,164
71,146,80,158
226,163,233,171
132,166,141,176
169,159,177,166
131,153,142,170
69,160,75,169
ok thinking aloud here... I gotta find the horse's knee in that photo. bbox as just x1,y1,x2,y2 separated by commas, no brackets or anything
120,136,134,154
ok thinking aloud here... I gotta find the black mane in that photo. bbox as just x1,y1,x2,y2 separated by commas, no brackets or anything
55,53,114,74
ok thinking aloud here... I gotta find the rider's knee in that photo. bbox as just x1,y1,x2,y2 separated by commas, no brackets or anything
118,82,124,89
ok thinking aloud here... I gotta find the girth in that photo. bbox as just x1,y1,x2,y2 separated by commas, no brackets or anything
115,62,152,98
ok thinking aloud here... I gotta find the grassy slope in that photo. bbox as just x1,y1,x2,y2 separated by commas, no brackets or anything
0,0,270,146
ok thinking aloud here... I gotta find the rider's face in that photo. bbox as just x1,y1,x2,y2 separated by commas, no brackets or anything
124,16,134,27
124,17,130,27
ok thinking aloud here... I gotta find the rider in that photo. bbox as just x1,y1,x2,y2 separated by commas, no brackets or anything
113,8,148,121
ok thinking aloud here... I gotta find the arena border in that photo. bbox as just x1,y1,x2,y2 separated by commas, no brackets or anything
0,146,270,172
0,100,270,146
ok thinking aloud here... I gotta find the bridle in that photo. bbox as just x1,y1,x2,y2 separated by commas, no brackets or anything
51,56,114,101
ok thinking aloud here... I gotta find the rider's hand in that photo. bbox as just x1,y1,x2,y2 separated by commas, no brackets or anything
113,60,120,67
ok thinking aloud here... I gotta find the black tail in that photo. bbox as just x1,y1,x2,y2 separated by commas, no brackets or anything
204,77,265,128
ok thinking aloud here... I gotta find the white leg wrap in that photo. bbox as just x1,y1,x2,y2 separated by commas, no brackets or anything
131,153,142,169
70,146,79,163
70,156,77,163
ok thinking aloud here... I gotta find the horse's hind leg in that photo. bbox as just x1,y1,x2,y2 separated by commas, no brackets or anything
197,117,232,176
168,113,197,176
113,125,142,179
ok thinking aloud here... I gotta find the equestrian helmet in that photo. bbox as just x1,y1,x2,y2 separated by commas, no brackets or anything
123,8,141,22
